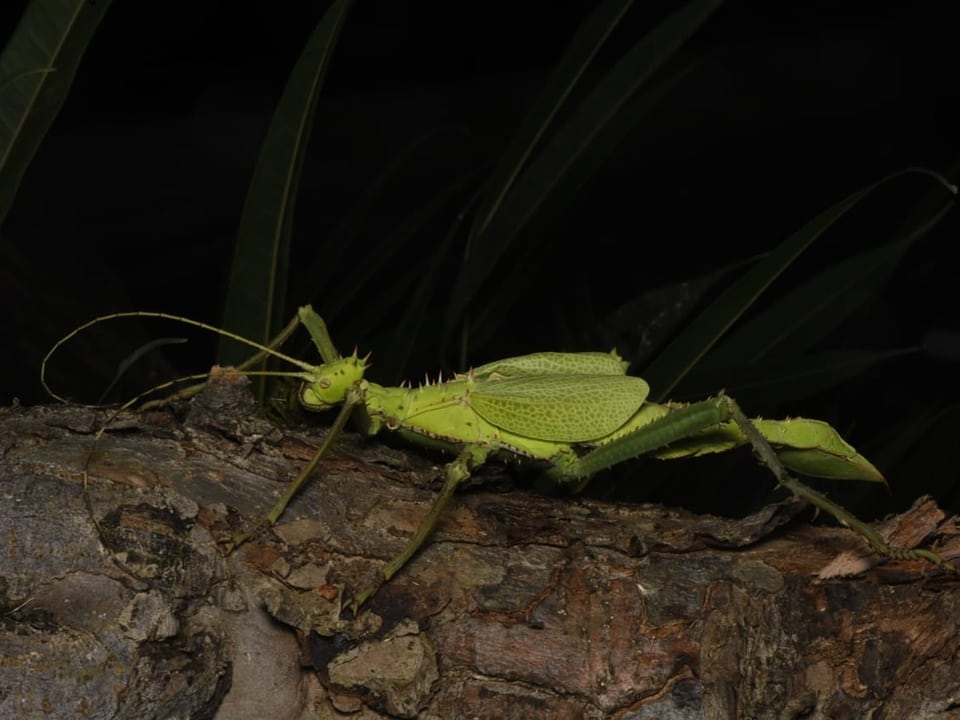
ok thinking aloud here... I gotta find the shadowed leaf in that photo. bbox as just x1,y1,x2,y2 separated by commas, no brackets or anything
642,168,957,401
0,0,112,225
443,0,725,343
218,0,355,400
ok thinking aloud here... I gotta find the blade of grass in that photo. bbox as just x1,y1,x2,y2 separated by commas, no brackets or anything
459,61,701,363
702,191,955,368
322,164,481,380
443,0,725,342
0,0,112,226
465,0,635,246
218,0,354,394
642,168,957,401
673,348,918,406
320,165,480,327
295,127,473,298
453,0,634,365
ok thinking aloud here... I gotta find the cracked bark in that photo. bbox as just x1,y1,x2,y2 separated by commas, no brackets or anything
2,375,959,719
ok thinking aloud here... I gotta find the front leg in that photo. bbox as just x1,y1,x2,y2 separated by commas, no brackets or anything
228,394,359,550
350,444,492,610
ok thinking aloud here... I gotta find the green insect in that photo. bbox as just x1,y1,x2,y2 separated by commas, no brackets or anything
43,306,951,609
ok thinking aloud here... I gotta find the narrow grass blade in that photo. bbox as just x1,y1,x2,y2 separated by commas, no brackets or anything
643,168,957,401
674,348,918,407
443,0,725,341
465,0,635,245
703,194,955,368
0,0,112,225
218,0,354,385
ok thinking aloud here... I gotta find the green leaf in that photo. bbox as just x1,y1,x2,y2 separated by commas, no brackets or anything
321,164,477,324
296,158,481,382
0,0,112,226
642,168,957,401
218,0,355,387
674,348,918,407
703,194,955,368
443,0,725,342
461,63,704,359
465,0,635,246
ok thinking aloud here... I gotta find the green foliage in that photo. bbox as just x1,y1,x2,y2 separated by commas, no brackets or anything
218,0,726,381
217,0,355,401
208,0,955,439
445,0,725,352
643,168,957,402
11,2,960,519
0,0,112,226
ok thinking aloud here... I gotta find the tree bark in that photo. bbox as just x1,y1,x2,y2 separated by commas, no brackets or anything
2,374,958,719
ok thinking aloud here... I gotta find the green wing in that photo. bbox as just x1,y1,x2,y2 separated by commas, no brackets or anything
471,374,649,442
471,351,629,379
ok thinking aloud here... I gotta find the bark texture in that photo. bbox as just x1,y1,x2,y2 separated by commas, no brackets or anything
2,375,959,719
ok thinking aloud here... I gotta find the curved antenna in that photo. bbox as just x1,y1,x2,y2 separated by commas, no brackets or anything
41,310,317,403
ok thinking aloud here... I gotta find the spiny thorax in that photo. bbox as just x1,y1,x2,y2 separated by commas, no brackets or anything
361,374,582,463
362,375,476,435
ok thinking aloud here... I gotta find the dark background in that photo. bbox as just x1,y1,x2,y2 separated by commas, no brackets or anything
2,2,958,518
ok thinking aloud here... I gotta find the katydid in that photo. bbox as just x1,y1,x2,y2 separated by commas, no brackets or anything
42,305,953,609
